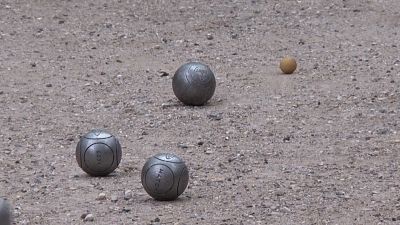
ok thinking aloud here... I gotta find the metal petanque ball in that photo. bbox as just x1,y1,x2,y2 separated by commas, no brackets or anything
172,62,216,106
0,198,11,225
76,129,122,176
141,153,189,201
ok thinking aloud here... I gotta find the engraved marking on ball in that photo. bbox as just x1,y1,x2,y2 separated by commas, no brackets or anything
84,143,114,172
165,153,174,160
193,66,209,83
76,130,121,176
185,65,211,87
96,150,102,165
141,153,189,200
145,164,174,194
154,168,164,192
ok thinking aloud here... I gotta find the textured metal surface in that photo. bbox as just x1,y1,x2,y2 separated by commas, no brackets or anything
0,198,11,225
76,129,122,176
141,153,189,201
172,62,216,106
83,129,113,139
154,152,184,163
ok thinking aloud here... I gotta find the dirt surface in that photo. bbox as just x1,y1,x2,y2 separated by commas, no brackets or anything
1,0,400,224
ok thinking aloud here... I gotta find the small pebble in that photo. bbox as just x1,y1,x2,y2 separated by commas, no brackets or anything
84,214,94,222
178,143,188,149
96,193,106,201
207,112,223,121
110,195,118,203
80,213,88,219
161,102,175,108
158,70,169,77
336,191,345,196
376,128,390,135
283,136,291,142
205,149,213,154
281,206,291,213
122,207,131,213
206,33,214,40
124,190,132,200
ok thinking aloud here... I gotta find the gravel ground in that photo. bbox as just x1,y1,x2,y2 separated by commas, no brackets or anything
0,0,399,224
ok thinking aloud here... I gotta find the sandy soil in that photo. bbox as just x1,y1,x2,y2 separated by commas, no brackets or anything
0,0,400,224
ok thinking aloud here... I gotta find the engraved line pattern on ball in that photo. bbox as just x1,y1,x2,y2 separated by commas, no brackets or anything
154,167,164,193
76,129,121,177
184,65,212,87
84,143,115,172
145,164,175,194
141,153,189,200
154,154,183,163
165,153,173,160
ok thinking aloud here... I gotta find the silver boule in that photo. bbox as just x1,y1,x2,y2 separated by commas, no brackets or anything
141,153,189,201
76,129,122,176
172,62,216,106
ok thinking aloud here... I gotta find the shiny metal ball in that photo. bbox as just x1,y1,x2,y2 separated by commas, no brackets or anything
172,62,216,106
0,198,11,225
76,129,122,176
141,153,189,201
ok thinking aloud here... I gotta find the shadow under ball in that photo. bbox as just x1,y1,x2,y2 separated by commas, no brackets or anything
76,129,122,176
172,62,216,106
141,153,189,201
0,198,11,225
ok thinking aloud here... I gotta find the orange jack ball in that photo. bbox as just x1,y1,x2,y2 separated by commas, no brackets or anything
280,56,297,74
